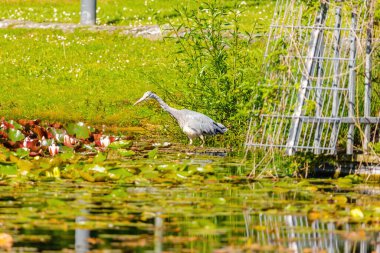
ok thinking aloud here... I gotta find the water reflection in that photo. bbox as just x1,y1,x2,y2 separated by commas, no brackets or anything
242,211,379,252
0,173,379,252
154,212,163,253
75,206,89,253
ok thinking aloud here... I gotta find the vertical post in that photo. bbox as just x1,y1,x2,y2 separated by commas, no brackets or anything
313,36,325,155
329,5,342,154
347,9,357,155
81,0,97,25
364,0,374,154
286,2,328,155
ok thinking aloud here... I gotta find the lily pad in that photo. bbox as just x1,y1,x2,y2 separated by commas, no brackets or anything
108,140,133,149
7,129,24,142
0,164,17,175
65,122,90,139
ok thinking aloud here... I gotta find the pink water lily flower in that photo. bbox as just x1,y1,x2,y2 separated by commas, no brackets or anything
48,142,59,156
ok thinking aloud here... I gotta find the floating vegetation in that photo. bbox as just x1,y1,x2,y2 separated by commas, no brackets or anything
0,119,378,252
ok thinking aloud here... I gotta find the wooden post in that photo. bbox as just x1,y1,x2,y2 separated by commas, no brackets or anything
347,9,357,155
364,0,374,154
286,2,328,155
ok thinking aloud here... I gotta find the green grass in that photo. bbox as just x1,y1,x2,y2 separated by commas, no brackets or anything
0,0,274,30
0,28,177,125
0,0,275,145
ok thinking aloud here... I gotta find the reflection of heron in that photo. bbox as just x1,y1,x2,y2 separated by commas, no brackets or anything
134,91,227,146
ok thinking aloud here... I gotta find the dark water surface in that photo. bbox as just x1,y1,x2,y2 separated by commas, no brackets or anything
0,149,379,252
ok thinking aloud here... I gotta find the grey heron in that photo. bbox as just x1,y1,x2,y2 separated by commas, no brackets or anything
133,91,227,146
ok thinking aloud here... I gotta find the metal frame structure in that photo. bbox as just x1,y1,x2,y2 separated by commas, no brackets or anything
246,0,378,155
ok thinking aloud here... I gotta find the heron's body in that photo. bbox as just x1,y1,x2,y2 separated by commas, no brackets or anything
134,91,227,146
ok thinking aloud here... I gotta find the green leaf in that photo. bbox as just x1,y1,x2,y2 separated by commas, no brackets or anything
15,148,29,158
93,152,107,163
108,140,133,149
108,188,128,198
117,149,135,157
8,120,22,130
0,164,18,175
8,129,24,142
108,168,134,178
65,122,89,139
79,171,95,182
148,148,158,159
47,199,67,208
211,197,226,205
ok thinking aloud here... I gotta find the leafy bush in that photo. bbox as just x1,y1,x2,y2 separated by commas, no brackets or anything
163,0,264,145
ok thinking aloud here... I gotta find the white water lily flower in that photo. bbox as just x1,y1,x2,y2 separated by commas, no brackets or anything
100,135,110,148
90,165,106,173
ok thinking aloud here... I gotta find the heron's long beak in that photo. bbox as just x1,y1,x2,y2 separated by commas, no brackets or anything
133,96,146,106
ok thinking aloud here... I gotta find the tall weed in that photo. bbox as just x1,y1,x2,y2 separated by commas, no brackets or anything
164,0,264,146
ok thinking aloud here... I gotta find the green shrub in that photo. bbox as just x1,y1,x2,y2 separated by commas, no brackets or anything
163,0,264,146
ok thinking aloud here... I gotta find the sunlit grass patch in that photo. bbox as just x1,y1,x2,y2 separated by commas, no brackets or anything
0,28,176,126
0,0,274,29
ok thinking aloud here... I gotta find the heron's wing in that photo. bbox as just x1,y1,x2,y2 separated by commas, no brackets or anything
181,110,226,135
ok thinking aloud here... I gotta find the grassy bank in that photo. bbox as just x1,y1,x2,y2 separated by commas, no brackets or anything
0,1,273,146
0,0,274,30
0,28,177,125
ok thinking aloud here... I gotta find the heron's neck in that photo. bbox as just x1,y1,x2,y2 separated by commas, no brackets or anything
151,93,179,118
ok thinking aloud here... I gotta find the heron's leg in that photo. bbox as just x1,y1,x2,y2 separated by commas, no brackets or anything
188,138,193,145
200,135,205,147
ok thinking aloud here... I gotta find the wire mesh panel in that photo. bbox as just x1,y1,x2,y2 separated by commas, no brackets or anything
246,0,368,155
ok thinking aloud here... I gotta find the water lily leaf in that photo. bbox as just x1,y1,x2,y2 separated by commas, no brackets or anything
336,177,353,188
176,171,189,179
132,176,150,186
211,197,226,205
108,188,128,198
157,164,179,172
87,164,106,173
94,172,109,182
117,149,135,157
192,164,214,174
52,167,61,178
8,120,22,130
15,148,29,158
65,122,89,139
47,199,67,208
0,164,17,175
59,152,75,161
16,159,34,172
7,129,24,142
108,168,134,178
0,153,7,162
345,174,363,184
333,195,347,206
148,148,158,159
139,165,155,173
79,171,95,182
93,153,107,163
108,140,133,149
140,170,159,179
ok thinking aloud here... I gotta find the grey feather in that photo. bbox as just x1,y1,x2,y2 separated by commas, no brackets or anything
133,91,227,146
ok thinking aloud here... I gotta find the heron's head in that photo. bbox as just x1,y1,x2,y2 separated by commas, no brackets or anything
133,91,154,106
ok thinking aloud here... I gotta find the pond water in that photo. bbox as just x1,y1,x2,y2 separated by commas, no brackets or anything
0,145,379,252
